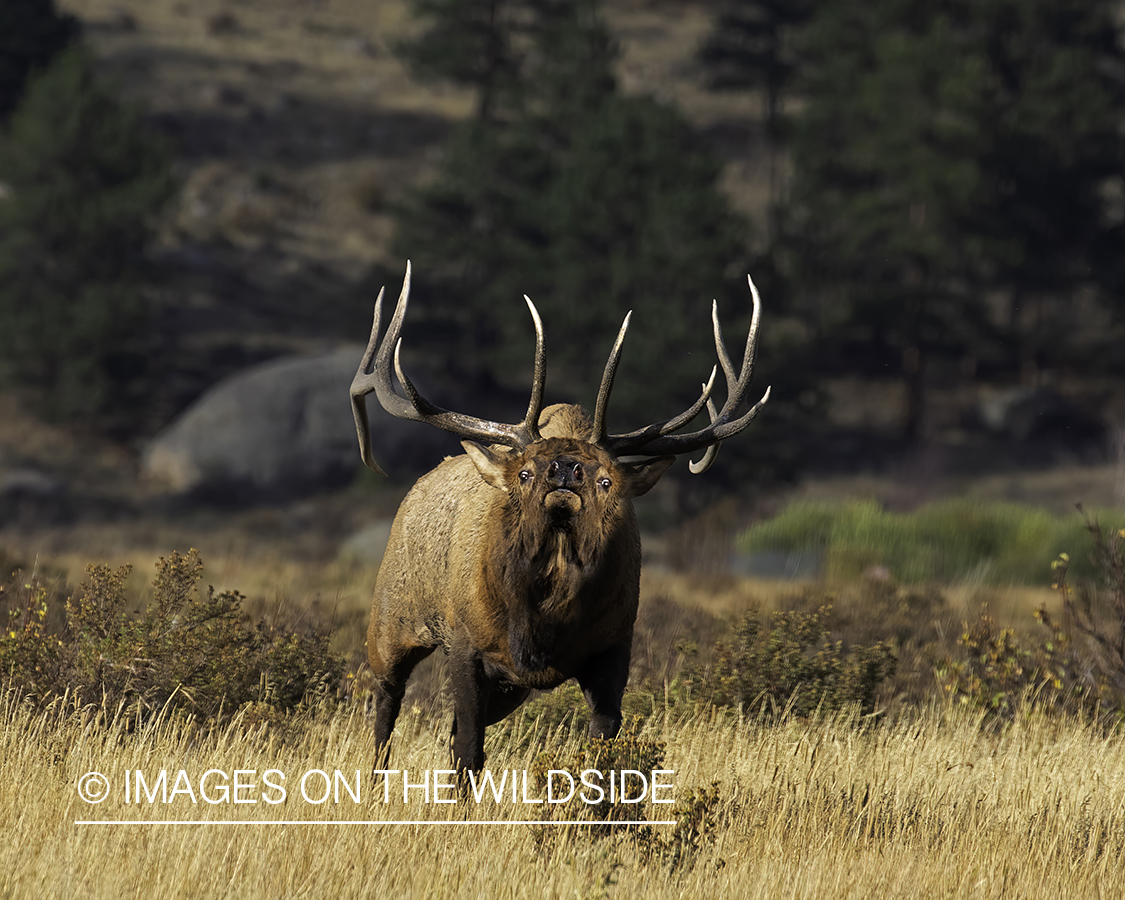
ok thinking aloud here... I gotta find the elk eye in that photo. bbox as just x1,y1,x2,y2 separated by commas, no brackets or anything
597,477,611,490
518,469,532,484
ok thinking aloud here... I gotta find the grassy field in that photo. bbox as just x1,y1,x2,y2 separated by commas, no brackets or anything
4,689,1123,899
6,445,1123,897
3,459,1123,897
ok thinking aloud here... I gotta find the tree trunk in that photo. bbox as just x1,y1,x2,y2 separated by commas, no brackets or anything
903,344,925,443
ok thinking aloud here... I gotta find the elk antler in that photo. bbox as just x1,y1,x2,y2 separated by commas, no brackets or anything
350,261,547,475
596,275,771,474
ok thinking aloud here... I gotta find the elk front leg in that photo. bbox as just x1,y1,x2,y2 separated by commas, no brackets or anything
371,645,433,768
576,641,631,739
448,651,490,773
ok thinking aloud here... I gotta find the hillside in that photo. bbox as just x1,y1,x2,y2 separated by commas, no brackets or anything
54,0,761,399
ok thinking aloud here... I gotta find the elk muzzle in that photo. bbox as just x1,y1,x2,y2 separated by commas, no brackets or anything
544,456,584,515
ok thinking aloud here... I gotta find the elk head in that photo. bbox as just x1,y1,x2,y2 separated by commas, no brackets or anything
462,433,675,675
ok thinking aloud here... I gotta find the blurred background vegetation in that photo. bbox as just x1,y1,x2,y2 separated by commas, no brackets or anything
1,0,1125,723
1,0,1121,459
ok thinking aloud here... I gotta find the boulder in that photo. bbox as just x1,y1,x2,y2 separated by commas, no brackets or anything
143,348,363,501
144,346,464,501
143,345,526,502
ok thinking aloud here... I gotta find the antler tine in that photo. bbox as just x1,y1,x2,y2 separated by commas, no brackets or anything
357,288,385,382
522,296,546,444
599,274,770,466
712,299,737,386
592,311,631,442
350,261,547,475
371,260,416,420
593,312,719,443
656,365,718,436
688,390,721,475
601,365,718,448
738,273,763,389
350,285,388,476
393,338,435,415
702,275,762,415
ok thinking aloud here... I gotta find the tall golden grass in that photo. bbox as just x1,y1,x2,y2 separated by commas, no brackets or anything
4,689,1122,899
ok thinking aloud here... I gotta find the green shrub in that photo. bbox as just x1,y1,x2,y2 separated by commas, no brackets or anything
0,549,344,722
514,681,589,733
781,578,953,709
738,499,1125,585
936,508,1125,721
529,725,728,871
640,781,726,872
531,727,667,834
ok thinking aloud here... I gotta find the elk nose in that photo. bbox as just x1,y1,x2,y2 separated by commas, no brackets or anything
547,458,584,489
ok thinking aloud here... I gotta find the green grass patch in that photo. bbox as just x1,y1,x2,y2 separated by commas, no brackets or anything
737,499,1125,585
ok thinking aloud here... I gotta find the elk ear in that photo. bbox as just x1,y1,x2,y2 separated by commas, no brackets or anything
620,456,675,498
462,441,511,491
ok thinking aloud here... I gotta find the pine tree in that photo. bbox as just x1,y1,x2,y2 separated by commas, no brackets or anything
785,0,1125,440
0,45,175,423
962,0,1125,379
0,0,79,120
393,0,757,429
395,0,520,121
697,0,818,242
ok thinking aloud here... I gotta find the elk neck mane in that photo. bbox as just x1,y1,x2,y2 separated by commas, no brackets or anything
499,484,611,609
493,406,623,614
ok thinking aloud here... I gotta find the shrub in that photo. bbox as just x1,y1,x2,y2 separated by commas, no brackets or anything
676,604,896,718
936,507,1125,722
788,577,953,709
1049,508,1125,704
935,607,1110,721
530,726,667,835
0,549,344,722
0,572,59,692
529,725,729,871
513,681,589,733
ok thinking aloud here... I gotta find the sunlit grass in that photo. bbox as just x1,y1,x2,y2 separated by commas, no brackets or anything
3,689,1123,899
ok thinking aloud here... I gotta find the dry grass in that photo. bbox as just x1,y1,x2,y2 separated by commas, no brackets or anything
4,689,1123,898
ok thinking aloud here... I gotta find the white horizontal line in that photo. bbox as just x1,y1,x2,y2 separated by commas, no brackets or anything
75,820,677,827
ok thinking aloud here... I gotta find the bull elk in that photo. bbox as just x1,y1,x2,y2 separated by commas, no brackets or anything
351,262,770,773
